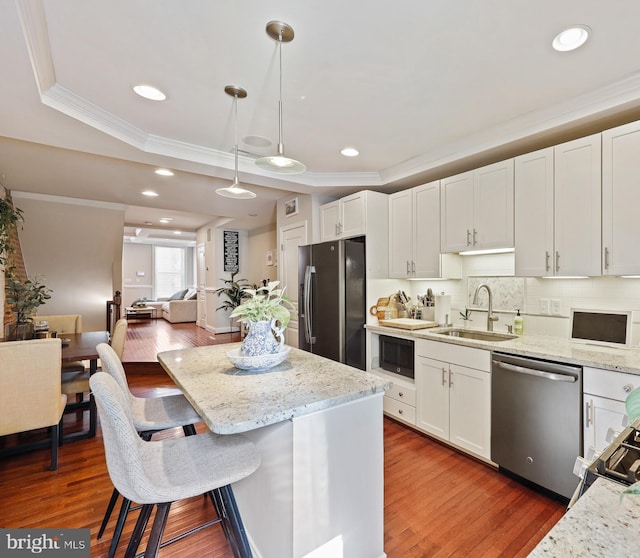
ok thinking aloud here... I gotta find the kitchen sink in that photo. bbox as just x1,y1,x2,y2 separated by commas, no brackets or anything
432,328,518,342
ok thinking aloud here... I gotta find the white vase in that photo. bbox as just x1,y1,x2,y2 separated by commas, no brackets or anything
240,319,285,356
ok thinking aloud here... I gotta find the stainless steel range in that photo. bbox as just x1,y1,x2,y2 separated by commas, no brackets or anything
579,417,640,497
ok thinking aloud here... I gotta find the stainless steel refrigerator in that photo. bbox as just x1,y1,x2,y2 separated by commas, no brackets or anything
298,236,366,370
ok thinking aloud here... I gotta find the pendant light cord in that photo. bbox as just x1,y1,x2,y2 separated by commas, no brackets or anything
277,32,284,154
234,93,239,183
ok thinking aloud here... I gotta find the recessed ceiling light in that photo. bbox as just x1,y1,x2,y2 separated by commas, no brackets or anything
154,168,174,176
159,217,173,223
142,190,158,197
133,84,167,101
552,25,591,52
242,135,272,148
341,147,359,157
173,231,182,235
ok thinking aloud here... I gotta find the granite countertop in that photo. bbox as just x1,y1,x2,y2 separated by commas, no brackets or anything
529,478,640,557
366,324,640,375
157,343,391,434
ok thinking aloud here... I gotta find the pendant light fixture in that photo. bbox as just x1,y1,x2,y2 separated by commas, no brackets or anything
255,21,306,174
216,85,256,199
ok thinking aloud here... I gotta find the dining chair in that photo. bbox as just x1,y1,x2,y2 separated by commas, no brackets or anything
109,318,127,360
0,339,67,470
37,314,85,373
91,372,260,558
96,342,203,558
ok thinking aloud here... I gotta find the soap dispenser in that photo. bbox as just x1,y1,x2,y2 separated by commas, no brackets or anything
513,309,524,335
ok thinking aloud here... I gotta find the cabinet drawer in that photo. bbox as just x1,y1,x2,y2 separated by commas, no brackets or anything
384,396,416,425
386,383,416,407
584,366,639,402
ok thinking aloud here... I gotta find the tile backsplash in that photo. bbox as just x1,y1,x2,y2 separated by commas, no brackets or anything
402,253,640,346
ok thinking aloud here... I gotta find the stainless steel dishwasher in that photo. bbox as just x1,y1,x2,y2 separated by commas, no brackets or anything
491,352,582,500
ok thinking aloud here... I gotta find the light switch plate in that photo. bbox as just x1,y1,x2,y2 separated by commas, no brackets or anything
551,299,561,315
540,298,550,315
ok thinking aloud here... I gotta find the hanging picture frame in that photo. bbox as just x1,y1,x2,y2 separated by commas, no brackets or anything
284,197,298,217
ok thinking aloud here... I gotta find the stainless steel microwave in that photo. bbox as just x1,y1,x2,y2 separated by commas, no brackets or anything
379,335,414,379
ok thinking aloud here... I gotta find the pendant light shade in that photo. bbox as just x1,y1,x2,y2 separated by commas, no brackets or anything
216,85,256,199
255,21,306,175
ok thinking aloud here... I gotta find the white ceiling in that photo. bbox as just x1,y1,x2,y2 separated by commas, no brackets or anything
2,1,640,233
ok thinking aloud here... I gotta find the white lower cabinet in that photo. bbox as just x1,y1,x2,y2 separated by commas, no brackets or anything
383,381,416,426
415,340,491,460
583,366,637,454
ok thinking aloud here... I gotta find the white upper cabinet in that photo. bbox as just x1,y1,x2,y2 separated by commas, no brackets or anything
388,189,413,277
319,190,389,278
602,120,640,276
553,134,602,277
389,182,460,279
319,200,341,241
320,191,366,241
514,148,554,276
515,135,601,277
441,159,514,253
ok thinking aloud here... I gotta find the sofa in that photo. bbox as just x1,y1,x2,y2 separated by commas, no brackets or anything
161,288,197,323
131,289,197,323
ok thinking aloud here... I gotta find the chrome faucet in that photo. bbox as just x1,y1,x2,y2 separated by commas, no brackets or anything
472,283,499,332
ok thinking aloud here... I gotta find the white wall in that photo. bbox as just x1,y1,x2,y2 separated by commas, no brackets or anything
247,225,277,286
198,226,250,334
122,243,153,306
13,192,123,332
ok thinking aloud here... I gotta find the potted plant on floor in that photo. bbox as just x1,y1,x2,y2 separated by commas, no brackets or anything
214,271,255,334
230,280,294,356
4,270,52,340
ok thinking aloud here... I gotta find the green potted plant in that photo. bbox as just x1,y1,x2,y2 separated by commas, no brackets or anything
213,271,254,313
230,281,294,356
4,270,52,340
0,196,23,268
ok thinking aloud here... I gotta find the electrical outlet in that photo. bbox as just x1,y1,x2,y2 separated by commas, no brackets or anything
540,298,550,315
551,299,561,315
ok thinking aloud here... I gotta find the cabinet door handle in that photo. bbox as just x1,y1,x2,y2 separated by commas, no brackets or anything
335,223,339,236
545,251,550,272
473,228,478,246
466,229,471,246
441,367,447,386
398,408,404,415
604,246,610,270
555,251,560,272
449,370,454,387
411,261,416,273
585,400,593,428
407,260,411,274
398,391,404,398
623,384,634,394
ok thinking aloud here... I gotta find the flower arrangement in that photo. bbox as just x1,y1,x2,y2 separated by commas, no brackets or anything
230,280,294,328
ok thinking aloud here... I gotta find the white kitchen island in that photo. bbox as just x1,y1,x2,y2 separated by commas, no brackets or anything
157,343,391,558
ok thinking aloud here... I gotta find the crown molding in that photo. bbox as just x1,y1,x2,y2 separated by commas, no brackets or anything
18,0,640,190
381,71,640,184
11,190,125,211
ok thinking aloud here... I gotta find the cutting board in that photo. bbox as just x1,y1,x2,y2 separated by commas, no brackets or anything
378,318,439,330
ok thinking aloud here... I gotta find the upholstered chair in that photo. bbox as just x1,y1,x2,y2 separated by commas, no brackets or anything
91,372,260,557
0,339,67,470
96,342,203,558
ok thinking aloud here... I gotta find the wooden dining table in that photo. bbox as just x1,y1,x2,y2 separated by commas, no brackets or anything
61,331,110,441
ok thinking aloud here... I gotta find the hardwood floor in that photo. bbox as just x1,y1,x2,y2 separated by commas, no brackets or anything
0,320,565,556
